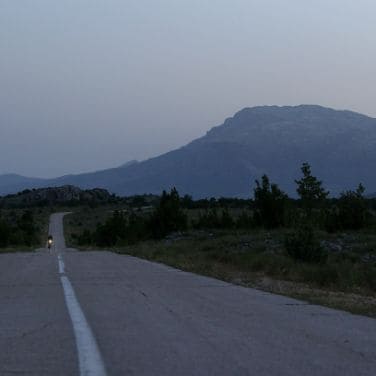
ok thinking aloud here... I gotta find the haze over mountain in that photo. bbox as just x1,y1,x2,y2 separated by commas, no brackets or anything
0,174,46,196
1,105,376,198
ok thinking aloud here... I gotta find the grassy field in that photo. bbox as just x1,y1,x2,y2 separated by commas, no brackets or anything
63,204,129,246
64,208,376,317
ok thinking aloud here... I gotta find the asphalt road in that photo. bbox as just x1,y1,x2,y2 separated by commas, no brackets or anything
0,213,375,375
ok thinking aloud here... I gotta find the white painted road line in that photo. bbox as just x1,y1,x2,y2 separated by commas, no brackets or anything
58,254,65,274
59,255,107,376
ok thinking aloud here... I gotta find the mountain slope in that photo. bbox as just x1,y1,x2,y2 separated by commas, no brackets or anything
0,174,46,196
1,105,376,197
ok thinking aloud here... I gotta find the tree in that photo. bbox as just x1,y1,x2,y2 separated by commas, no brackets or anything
334,184,369,230
285,223,327,264
149,188,187,238
0,218,11,247
253,175,288,228
124,213,148,244
181,194,194,209
295,162,329,216
94,210,127,246
17,210,38,245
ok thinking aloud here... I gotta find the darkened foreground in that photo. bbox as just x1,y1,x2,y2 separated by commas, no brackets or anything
2,213,375,376
0,186,124,250
1,162,375,313
64,163,376,316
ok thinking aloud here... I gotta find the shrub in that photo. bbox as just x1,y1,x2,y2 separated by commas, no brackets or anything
236,211,254,229
337,184,369,230
124,213,149,244
0,219,11,247
148,188,187,238
253,175,288,228
77,229,93,246
17,210,39,245
324,184,369,232
285,224,327,263
94,210,127,246
193,209,235,229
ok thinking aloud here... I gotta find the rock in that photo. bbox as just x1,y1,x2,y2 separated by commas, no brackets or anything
361,254,376,263
321,240,343,253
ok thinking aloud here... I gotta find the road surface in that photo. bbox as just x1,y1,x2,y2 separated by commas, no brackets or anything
0,213,375,375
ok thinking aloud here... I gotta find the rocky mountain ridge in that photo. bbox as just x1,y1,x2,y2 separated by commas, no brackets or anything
1,105,376,198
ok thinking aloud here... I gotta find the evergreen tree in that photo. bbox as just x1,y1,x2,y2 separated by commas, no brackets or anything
336,184,368,230
94,210,127,246
253,175,288,228
149,188,187,238
295,162,329,216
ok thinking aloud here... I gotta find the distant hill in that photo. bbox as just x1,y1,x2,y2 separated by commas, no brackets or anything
118,160,139,168
1,105,376,198
0,174,46,196
0,186,115,208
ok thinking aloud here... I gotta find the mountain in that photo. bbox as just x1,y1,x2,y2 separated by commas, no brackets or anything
1,105,376,198
0,174,46,196
118,160,139,168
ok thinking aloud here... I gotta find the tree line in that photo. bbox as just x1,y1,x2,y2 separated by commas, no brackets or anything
0,210,40,248
76,162,374,264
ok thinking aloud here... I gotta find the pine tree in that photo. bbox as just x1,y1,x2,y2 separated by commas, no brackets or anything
149,188,187,238
253,175,287,228
295,162,329,216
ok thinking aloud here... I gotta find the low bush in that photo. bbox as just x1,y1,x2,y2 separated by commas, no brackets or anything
0,210,40,247
284,224,327,264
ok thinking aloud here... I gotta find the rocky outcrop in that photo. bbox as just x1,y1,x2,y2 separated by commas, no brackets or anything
0,186,114,207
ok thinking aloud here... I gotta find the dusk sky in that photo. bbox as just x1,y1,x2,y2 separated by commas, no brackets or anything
1,0,375,177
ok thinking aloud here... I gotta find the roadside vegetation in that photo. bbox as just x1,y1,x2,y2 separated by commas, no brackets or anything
0,208,51,251
0,186,136,252
1,166,374,315
64,162,376,317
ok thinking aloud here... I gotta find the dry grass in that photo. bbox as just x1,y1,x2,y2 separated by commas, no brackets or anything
109,231,376,317
65,207,376,317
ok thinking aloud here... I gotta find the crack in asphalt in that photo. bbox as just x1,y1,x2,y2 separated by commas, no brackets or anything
283,303,312,306
21,322,52,338
3,322,53,340
139,290,148,298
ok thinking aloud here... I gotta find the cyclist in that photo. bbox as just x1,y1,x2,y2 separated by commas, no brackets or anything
47,235,53,250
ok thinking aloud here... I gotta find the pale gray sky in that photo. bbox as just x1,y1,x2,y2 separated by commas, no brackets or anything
1,0,375,177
